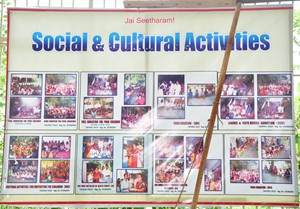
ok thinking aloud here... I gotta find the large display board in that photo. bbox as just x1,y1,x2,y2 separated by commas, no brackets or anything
1,6,298,207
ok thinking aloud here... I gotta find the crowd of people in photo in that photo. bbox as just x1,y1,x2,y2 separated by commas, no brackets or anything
204,166,222,191
221,98,254,119
258,99,290,119
261,137,290,159
84,106,113,119
156,138,184,159
187,87,215,100
8,161,37,183
11,83,41,95
230,137,258,158
155,161,184,183
222,79,253,96
86,163,113,183
263,163,291,181
41,139,71,159
117,172,147,192
83,138,113,159
124,81,146,105
88,75,117,96
9,138,39,159
121,107,151,129
45,81,76,96
157,80,184,96
40,161,69,183
258,82,292,96
44,106,76,119
123,141,144,168
230,168,260,183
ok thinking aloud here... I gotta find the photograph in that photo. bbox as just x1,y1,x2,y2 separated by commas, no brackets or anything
187,84,215,106
220,97,255,119
44,97,76,119
41,136,71,159
258,74,292,96
82,160,113,183
124,73,146,105
9,136,39,159
82,136,114,159
116,169,148,193
121,106,152,129
157,97,185,119
45,74,77,96
262,160,292,184
261,136,291,159
9,97,42,119
87,74,117,96
155,159,184,183
7,160,38,183
122,136,144,168
10,73,42,96
204,159,222,191
83,97,114,119
155,135,184,159
257,97,292,119
40,160,70,183
230,160,260,183
157,74,185,96
229,136,258,158
222,74,254,96
186,136,203,169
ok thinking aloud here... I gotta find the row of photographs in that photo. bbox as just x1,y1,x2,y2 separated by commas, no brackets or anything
6,72,294,130
2,133,297,195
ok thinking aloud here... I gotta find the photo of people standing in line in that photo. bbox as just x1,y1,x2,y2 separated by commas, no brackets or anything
204,159,222,191
230,160,260,183
229,136,258,158
187,84,215,106
87,74,117,96
157,74,185,96
262,160,292,184
186,136,203,169
122,136,144,168
82,160,113,183
45,74,77,96
116,169,148,193
257,74,292,96
222,74,254,96
261,136,291,159
124,74,146,105
10,73,42,96
82,136,113,159
9,136,39,159
83,97,114,119
257,97,292,119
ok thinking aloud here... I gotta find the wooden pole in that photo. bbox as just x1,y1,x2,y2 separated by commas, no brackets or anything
190,2,241,209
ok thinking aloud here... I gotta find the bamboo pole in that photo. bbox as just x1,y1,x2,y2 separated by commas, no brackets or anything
190,2,242,209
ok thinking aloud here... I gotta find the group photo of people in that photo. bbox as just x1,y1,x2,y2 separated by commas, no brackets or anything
124,74,146,105
222,74,254,96
8,160,38,183
155,159,184,183
221,97,255,119
187,84,215,106
157,97,185,119
262,160,292,184
257,97,292,119
82,136,113,159
230,136,258,158
9,97,42,119
121,106,152,129
261,136,291,159
44,97,76,119
116,169,148,193
10,73,42,96
257,74,292,96
82,160,113,183
45,74,77,96
204,159,222,191
83,97,114,119
40,160,70,183
186,136,203,169
41,136,71,159
87,74,117,96
9,136,39,159
157,74,185,96
122,137,144,168
155,135,184,159
230,160,260,183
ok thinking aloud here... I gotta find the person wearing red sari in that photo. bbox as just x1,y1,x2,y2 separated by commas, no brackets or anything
130,144,138,168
